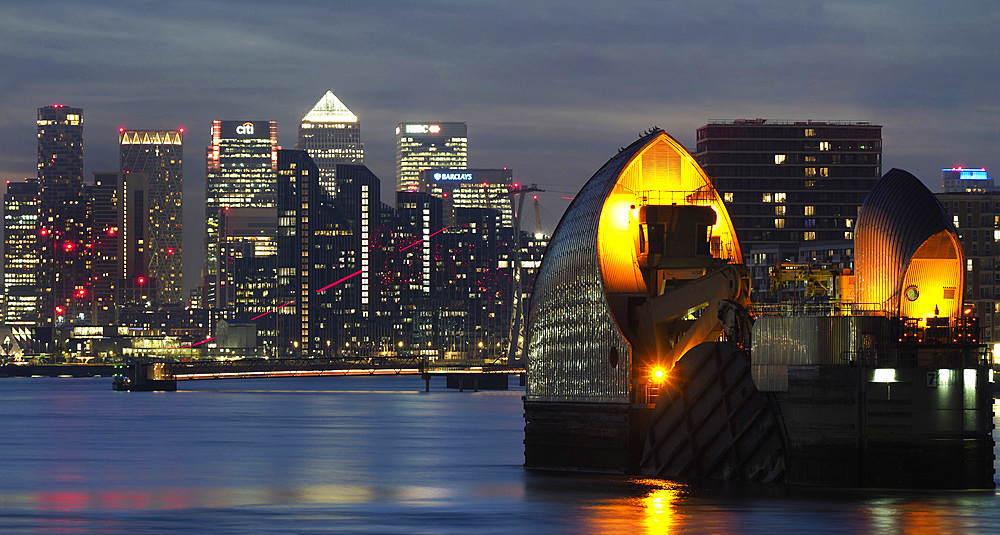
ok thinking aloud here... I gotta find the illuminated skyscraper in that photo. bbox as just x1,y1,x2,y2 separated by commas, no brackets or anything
120,129,184,304
37,104,88,325
297,91,364,195
203,120,278,308
3,180,41,326
418,168,514,227
695,119,881,254
395,122,467,191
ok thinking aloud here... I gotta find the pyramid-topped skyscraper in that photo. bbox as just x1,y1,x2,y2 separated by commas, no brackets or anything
297,91,365,195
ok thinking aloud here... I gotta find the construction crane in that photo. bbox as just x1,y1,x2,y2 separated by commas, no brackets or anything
498,183,544,364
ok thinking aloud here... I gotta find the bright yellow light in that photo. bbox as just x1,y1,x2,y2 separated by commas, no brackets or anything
652,368,666,382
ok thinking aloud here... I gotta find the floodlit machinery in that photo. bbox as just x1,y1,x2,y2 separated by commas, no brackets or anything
626,203,750,403
524,130,994,489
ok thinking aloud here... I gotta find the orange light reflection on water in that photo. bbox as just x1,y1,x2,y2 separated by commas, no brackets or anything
582,479,685,533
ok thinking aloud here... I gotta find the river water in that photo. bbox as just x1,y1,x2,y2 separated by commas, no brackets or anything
1,376,998,534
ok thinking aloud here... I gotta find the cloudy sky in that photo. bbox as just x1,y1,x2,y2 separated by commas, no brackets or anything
1,1,998,294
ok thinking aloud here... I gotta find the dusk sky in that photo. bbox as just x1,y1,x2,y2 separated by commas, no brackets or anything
2,1,998,294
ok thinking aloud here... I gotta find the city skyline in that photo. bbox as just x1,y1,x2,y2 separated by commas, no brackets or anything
1,1,999,297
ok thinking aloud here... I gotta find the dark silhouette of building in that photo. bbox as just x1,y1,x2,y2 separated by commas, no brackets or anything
89,172,154,326
275,151,387,357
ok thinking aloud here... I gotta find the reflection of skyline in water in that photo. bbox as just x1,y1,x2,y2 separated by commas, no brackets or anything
1,378,997,533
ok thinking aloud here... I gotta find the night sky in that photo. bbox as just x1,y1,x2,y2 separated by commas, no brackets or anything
1,1,998,295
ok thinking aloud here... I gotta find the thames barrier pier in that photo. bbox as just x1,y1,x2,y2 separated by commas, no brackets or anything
523,129,995,489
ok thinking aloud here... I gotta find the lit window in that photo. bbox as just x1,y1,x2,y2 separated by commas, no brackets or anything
954,215,960,228
805,168,817,177
775,205,786,215
805,128,816,137
968,259,973,271
805,180,816,188
723,192,734,202
820,167,829,177
819,141,830,151
846,219,853,228
804,206,814,216
804,155,817,163
774,154,786,164
804,231,816,240
844,231,853,239
762,193,773,203
994,230,1000,241
774,218,785,229
775,192,786,202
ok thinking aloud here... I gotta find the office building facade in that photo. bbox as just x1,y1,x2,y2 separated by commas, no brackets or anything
297,91,364,195
120,129,184,304
276,151,387,357
418,167,514,228
936,191,1000,345
204,120,278,308
37,104,89,325
393,190,446,356
395,122,467,191
695,119,881,254
218,207,277,349
3,180,41,326
942,167,994,193
89,172,153,324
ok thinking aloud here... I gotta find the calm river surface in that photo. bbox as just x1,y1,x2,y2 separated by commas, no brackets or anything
1,376,999,533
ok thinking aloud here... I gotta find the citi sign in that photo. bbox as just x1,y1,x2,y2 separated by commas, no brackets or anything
405,124,441,134
236,122,255,135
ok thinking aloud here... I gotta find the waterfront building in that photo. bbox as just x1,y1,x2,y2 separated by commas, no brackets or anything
218,207,277,350
393,190,446,356
89,172,153,325
203,120,278,308
439,207,516,363
37,104,89,325
941,166,994,193
936,190,1000,345
395,122,467,192
418,168,514,228
276,151,386,357
296,91,364,195
695,119,881,256
119,129,184,304
3,179,41,326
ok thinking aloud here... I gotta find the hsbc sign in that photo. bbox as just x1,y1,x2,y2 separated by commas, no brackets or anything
405,124,441,134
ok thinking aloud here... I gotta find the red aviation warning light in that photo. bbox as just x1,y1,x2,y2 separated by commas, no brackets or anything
137,276,146,285
107,227,117,236
167,247,175,255
39,228,49,237
63,241,75,252
75,289,86,298
55,306,65,315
